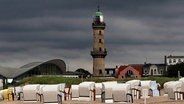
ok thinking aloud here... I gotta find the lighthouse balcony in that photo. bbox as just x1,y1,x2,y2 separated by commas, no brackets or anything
91,51,107,57
92,22,105,29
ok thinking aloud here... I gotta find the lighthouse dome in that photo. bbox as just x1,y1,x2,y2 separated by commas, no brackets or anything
94,11,104,22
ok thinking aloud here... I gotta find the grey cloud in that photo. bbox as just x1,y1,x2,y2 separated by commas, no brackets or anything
0,0,184,72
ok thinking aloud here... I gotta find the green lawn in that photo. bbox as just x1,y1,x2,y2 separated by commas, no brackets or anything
15,76,179,88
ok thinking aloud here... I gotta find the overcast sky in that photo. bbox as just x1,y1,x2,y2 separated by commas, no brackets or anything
0,0,184,73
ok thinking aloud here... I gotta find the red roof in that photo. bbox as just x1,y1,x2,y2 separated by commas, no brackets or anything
118,65,143,75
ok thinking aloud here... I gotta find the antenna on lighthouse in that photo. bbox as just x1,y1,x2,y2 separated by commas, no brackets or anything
97,5,100,11
97,0,101,11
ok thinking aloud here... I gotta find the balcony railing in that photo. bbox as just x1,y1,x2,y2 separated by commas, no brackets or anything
91,51,107,57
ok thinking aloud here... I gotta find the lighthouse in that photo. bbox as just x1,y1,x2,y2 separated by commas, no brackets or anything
91,7,107,76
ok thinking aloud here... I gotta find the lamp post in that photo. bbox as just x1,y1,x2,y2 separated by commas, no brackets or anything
64,60,69,72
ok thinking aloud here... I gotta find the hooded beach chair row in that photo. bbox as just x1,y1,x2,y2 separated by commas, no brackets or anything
22,83,66,104
101,81,133,103
70,80,161,103
70,81,133,103
126,80,160,100
19,80,161,103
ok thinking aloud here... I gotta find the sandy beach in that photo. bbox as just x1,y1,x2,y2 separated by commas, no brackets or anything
0,90,183,104
1,96,184,104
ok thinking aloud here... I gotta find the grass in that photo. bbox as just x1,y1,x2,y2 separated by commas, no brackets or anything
15,76,179,88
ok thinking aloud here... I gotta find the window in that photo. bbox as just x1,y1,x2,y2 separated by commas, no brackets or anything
99,39,102,43
173,59,176,63
106,70,109,74
160,70,163,74
99,70,102,74
151,69,153,75
179,59,181,63
144,70,147,74
99,47,102,51
99,31,102,35
109,71,114,75
154,69,157,74
169,59,172,63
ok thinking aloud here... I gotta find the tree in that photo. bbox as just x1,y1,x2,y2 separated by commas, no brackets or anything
75,68,91,78
167,62,184,77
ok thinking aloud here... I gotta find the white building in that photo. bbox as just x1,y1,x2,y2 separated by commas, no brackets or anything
165,55,184,65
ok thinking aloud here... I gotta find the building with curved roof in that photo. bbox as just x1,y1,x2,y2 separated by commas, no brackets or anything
0,59,66,87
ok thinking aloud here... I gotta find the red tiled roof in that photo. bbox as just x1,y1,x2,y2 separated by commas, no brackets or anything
118,65,143,75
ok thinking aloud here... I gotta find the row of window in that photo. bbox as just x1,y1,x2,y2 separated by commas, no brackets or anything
168,59,183,63
144,69,163,75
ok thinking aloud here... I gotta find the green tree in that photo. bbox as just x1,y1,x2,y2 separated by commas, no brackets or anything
167,62,184,77
75,68,91,78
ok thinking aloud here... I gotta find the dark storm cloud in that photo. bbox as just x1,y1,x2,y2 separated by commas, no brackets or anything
0,0,184,71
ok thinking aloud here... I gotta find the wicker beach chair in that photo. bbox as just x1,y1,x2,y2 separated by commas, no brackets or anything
79,81,95,101
112,83,133,103
71,85,79,100
23,84,40,102
42,84,62,104
126,80,141,99
101,81,117,103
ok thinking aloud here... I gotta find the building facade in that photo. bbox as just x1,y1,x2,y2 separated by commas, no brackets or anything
165,55,184,65
143,63,166,76
91,7,107,76
117,64,143,79
0,59,66,88
105,68,116,77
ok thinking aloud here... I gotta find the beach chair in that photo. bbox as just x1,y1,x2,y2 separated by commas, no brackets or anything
167,81,182,100
179,77,184,83
36,85,45,102
7,87,14,101
58,83,66,101
2,89,8,101
163,81,175,96
14,86,23,100
140,80,151,98
42,84,62,104
22,84,40,102
101,81,117,103
79,81,95,101
71,85,79,100
126,80,141,99
112,83,133,103
178,81,184,100
64,86,71,100
150,81,160,97
95,83,103,99
0,90,3,100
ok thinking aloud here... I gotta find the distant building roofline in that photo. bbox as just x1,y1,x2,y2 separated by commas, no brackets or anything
166,55,184,58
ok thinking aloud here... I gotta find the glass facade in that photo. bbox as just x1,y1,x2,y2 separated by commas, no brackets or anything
15,63,64,80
